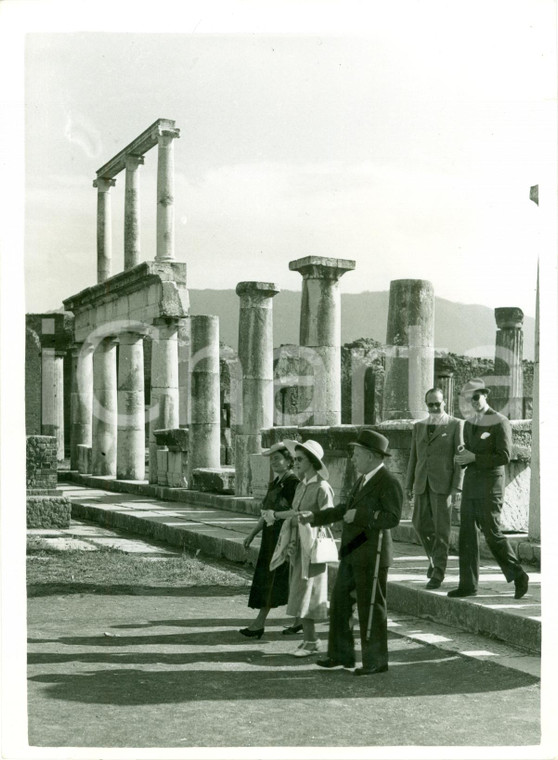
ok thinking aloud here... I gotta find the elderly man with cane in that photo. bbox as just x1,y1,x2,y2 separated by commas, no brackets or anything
299,429,402,675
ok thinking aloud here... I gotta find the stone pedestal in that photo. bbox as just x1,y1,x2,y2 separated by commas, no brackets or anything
156,126,180,262
93,177,116,284
70,343,93,470
234,281,279,495
92,337,118,476
117,332,145,480
148,318,179,483
289,256,355,425
124,155,144,270
383,279,435,419
188,315,221,480
493,307,524,419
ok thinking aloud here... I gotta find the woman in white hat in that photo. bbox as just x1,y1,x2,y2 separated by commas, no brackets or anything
239,442,300,639
270,439,335,657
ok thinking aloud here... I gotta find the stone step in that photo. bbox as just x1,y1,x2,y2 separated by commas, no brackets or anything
58,480,541,655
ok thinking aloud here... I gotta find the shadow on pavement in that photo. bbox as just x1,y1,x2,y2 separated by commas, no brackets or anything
28,651,539,705
27,584,249,598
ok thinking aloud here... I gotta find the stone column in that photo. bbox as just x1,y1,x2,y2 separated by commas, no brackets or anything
494,307,524,419
117,332,145,480
148,318,179,483
188,315,221,480
124,155,144,270
93,177,116,283
435,358,455,417
289,256,355,425
383,279,435,419
41,348,65,461
235,281,280,495
155,126,180,262
70,343,93,470
92,336,118,476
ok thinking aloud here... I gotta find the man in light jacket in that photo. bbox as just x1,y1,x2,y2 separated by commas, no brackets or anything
406,387,464,589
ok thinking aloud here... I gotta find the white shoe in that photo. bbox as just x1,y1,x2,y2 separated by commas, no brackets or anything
293,640,321,657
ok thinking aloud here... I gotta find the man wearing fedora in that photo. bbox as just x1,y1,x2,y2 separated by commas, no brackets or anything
406,387,464,590
299,429,402,675
450,378,529,599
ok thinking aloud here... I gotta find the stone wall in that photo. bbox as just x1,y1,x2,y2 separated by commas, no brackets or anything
26,435,71,528
26,436,58,490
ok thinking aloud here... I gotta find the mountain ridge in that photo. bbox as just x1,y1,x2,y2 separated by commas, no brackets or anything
189,289,535,360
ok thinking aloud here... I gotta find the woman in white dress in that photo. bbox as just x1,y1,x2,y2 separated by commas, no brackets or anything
271,439,335,657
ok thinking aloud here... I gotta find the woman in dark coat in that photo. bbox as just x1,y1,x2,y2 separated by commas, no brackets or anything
239,443,300,638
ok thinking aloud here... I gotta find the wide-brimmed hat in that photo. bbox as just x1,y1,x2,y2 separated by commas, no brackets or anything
283,439,329,480
262,442,291,458
348,429,391,457
460,378,490,396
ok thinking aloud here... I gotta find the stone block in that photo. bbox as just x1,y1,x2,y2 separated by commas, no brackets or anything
153,427,189,450
191,467,235,494
27,495,71,528
26,435,58,490
250,454,270,500
502,461,530,532
77,445,92,474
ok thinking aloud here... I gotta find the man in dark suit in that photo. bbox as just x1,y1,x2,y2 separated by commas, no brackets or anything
450,378,529,599
406,387,464,589
299,429,402,675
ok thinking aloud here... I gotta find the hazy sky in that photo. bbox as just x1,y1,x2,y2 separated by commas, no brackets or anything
22,3,556,317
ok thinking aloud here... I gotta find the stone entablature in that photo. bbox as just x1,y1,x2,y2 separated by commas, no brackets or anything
95,118,179,180
63,261,188,342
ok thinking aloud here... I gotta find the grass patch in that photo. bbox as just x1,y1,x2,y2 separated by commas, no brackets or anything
27,543,252,592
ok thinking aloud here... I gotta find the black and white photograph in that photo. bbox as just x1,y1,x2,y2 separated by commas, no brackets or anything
1,1,557,758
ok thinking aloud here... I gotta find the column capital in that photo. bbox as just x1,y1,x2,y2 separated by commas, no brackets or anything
125,154,145,170
236,281,280,299
157,126,181,141
289,255,355,281
495,307,524,329
93,177,116,191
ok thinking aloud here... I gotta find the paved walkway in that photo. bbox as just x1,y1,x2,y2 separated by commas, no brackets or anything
54,482,541,654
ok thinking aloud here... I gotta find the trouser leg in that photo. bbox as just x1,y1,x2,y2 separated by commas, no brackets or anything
431,491,453,579
326,560,357,666
355,566,389,670
479,496,524,582
458,497,480,591
412,489,435,569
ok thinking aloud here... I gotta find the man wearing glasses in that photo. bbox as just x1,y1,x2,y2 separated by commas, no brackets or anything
450,378,529,599
406,388,464,589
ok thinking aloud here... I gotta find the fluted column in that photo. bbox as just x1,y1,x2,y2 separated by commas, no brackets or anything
148,318,179,483
383,279,435,419
124,155,144,270
41,348,65,461
93,177,116,283
117,332,145,480
435,358,455,417
235,281,280,495
289,256,355,425
70,343,93,470
92,336,118,476
494,307,524,419
156,126,180,262
188,315,221,480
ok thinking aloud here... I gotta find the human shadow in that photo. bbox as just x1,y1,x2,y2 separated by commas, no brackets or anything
28,650,539,706
27,584,249,598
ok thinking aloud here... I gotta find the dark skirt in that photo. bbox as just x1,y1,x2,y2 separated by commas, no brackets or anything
248,520,289,609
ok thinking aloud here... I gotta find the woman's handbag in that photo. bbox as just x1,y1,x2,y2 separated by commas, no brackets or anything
310,526,338,564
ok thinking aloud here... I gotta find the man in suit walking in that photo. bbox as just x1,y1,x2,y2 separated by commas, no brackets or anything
449,378,529,599
406,387,464,589
299,429,402,675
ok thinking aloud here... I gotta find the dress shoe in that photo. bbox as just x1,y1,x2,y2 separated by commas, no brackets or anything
239,627,264,639
514,572,529,599
293,640,321,657
316,657,355,669
353,665,388,676
281,624,303,635
447,587,477,598
426,578,442,590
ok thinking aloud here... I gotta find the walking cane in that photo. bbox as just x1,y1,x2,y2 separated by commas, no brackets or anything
366,530,384,642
